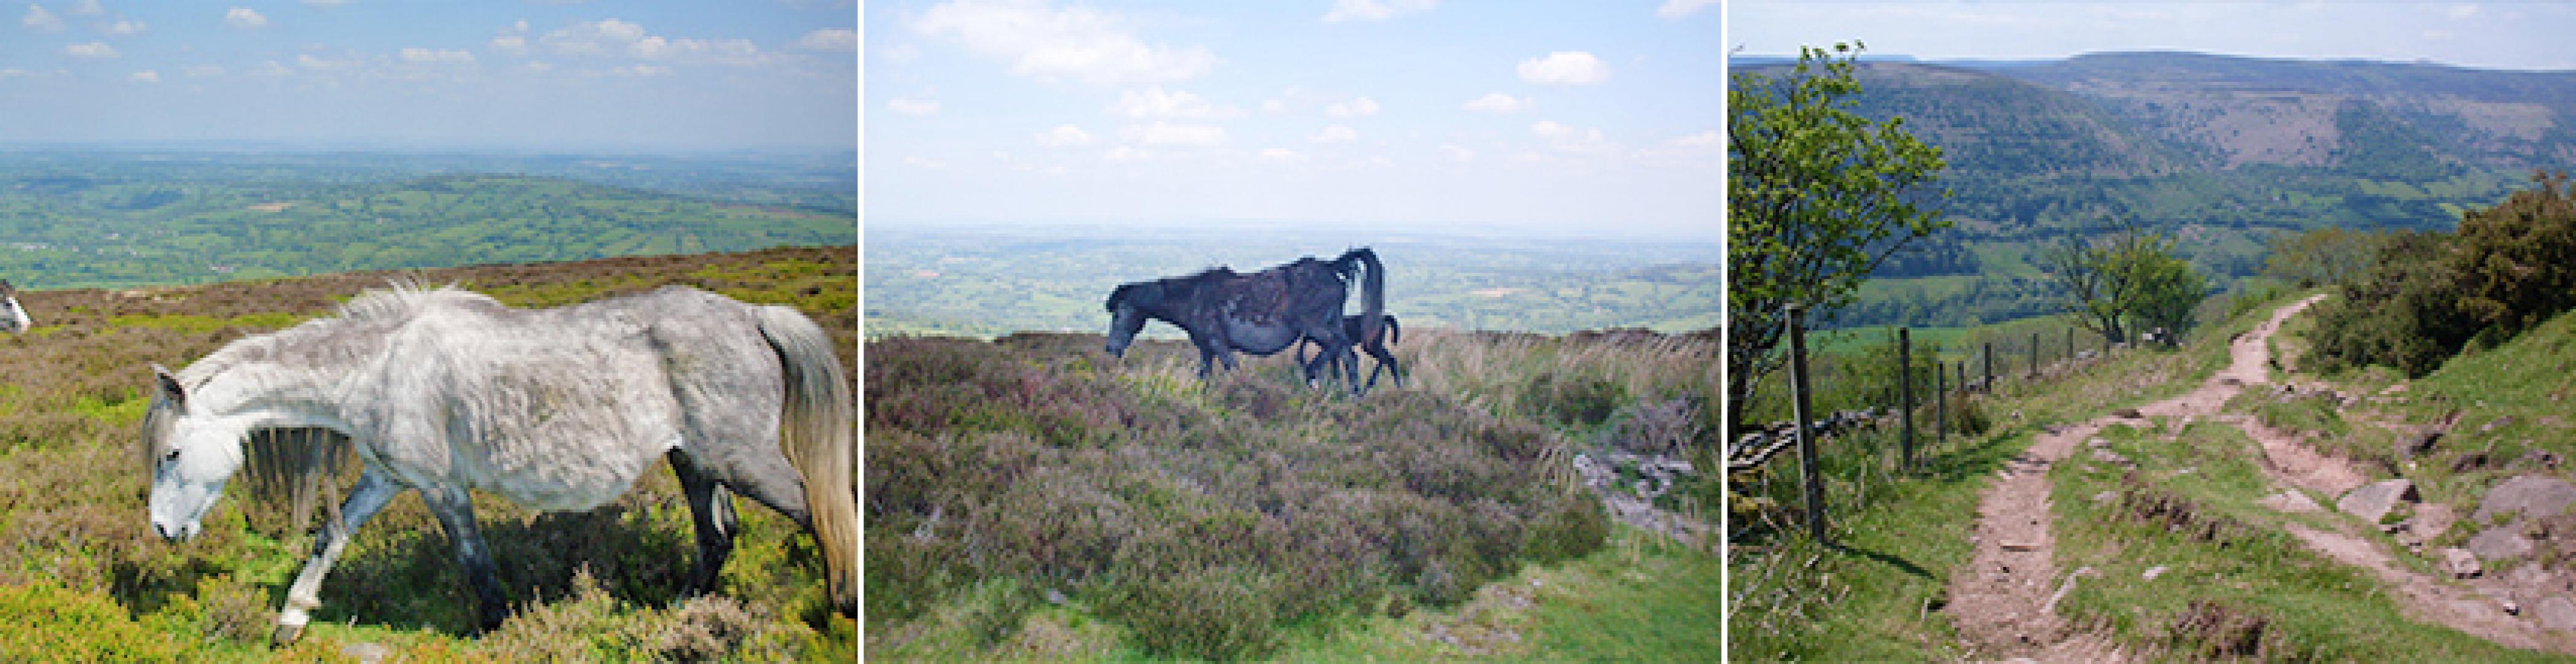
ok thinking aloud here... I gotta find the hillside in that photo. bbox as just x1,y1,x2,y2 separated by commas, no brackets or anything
866,324,1717,660
0,245,854,661
1737,52,2576,328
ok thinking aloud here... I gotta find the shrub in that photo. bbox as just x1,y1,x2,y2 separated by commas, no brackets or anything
2315,173,2576,375
0,581,181,663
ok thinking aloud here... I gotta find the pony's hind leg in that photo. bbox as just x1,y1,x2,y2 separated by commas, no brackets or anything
274,468,405,644
423,486,512,633
669,450,740,597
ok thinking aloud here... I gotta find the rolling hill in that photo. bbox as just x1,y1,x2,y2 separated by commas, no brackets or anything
1735,52,2576,328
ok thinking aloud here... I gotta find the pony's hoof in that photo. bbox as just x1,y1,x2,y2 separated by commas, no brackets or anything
273,622,305,645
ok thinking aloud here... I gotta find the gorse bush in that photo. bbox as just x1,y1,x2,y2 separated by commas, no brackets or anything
2314,173,2576,375
865,328,1703,660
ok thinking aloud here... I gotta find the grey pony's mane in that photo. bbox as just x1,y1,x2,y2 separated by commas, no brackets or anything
183,281,501,532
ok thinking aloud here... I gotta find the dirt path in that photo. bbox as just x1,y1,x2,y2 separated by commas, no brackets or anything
1946,295,2323,662
2217,322,2576,654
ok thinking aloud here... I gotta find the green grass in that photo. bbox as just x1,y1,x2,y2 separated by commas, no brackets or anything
2046,421,2551,662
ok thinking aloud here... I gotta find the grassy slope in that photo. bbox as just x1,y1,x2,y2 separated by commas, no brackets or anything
1738,290,2576,661
0,246,855,662
865,327,1718,662
1729,293,2285,661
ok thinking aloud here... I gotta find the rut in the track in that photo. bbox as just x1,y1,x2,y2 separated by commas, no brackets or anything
1944,295,2322,662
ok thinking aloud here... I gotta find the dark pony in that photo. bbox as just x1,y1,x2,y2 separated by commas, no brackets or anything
1297,314,1403,391
1104,248,1385,394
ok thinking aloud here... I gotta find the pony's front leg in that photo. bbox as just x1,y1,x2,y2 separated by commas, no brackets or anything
424,486,512,633
274,469,405,644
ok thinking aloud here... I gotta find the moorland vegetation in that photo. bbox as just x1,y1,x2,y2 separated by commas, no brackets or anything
0,245,855,661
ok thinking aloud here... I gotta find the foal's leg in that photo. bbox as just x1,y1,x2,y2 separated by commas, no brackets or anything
669,450,740,597
423,486,511,633
273,468,405,644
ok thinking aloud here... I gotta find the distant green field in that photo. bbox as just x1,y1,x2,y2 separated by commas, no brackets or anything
0,150,855,290
864,224,1720,337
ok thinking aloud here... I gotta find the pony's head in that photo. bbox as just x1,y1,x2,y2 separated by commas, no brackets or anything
0,280,29,334
1103,282,1155,358
144,365,245,543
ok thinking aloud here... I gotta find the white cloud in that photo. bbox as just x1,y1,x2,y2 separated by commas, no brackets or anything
62,41,117,58
1260,98,1286,114
181,64,223,77
100,17,143,35
1325,95,1379,118
904,155,948,170
296,53,355,71
519,61,552,73
792,28,856,51
1103,145,1148,162
912,0,1215,87
543,19,773,66
1122,122,1227,146
1321,0,1435,23
610,64,671,76
304,0,352,6
128,69,157,83
1518,51,1609,85
1672,130,1721,148
491,34,528,55
1105,87,1237,119
1441,144,1475,162
888,96,940,116
68,0,97,16
2446,4,2480,20
250,60,293,77
1035,124,1094,147
1532,121,1616,155
399,48,476,65
881,43,921,64
21,4,62,32
224,7,267,29
1308,124,1357,143
1462,92,1530,113
1258,148,1306,162
1655,0,1716,18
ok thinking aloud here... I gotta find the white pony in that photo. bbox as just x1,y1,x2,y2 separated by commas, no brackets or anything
0,280,31,333
144,283,854,642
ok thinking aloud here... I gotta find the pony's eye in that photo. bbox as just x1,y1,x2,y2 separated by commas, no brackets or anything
163,449,179,462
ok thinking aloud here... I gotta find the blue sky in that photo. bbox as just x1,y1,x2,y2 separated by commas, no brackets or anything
1732,1,2576,71
863,1,1722,239
1,1,857,149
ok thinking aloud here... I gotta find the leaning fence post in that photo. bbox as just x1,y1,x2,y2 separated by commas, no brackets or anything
1788,304,1827,544
1898,327,1915,471
2067,328,2076,365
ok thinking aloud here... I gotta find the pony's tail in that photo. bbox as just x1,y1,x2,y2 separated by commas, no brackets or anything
1385,314,1401,347
1336,248,1385,349
755,306,857,616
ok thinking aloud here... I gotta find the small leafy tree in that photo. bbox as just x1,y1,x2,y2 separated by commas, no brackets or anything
2043,217,2208,345
1727,41,1948,430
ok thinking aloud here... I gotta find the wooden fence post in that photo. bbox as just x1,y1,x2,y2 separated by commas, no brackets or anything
2029,332,2040,378
1935,354,1947,453
1788,304,1827,544
1983,342,1994,393
1898,327,1914,471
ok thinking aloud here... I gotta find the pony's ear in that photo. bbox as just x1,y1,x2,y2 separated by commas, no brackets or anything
151,363,186,406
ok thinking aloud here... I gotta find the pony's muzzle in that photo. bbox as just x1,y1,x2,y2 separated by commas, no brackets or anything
152,519,198,543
